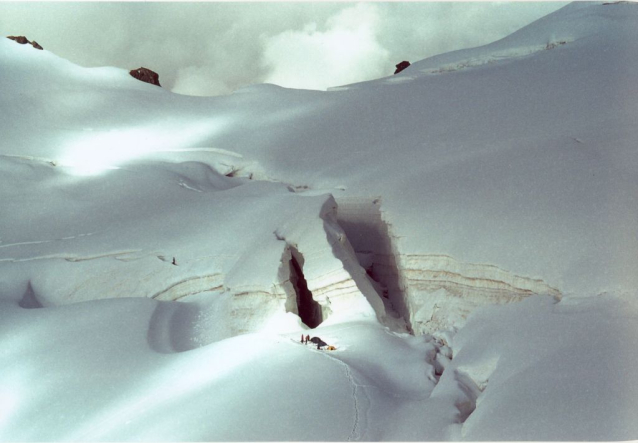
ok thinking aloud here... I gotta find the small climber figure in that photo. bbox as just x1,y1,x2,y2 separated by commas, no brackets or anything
301,334,304,343
172,257,177,266
305,334,310,345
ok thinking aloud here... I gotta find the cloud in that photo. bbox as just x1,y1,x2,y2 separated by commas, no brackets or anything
0,2,567,97
261,4,390,91
172,66,234,97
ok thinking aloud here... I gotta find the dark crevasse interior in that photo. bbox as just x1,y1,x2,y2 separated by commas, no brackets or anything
19,281,43,309
335,197,411,331
289,249,323,329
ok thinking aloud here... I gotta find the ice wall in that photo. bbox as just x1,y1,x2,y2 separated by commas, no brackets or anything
336,197,561,335
274,196,387,328
401,254,561,334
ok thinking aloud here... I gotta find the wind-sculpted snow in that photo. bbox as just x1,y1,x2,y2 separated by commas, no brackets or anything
0,298,440,441
441,294,638,441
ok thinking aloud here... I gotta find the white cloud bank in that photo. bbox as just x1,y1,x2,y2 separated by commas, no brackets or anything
261,4,390,91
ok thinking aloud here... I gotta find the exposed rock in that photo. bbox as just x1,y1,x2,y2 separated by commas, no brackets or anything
394,60,411,75
129,67,161,87
7,35,28,44
7,35,43,50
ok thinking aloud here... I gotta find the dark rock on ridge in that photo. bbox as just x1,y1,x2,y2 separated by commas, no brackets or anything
394,60,411,75
8,35,28,44
7,35,43,50
129,67,161,87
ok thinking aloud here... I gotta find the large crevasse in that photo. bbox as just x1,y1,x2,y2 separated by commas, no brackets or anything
335,196,561,335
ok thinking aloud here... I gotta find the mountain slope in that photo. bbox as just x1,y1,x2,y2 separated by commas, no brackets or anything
1,2,637,441
3,1,636,330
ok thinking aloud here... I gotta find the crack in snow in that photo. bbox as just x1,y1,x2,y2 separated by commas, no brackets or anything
452,370,482,430
65,251,142,262
149,274,225,301
0,250,141,263
0,232,97,249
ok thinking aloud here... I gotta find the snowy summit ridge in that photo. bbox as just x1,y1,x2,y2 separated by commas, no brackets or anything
1,2,638,441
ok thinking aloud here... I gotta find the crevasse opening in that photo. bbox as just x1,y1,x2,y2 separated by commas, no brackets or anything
288,248,323,328
335,197,411,329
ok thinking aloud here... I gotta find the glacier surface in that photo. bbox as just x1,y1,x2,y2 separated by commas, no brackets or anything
1,2,637,440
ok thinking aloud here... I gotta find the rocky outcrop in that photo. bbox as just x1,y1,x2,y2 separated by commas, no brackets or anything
8,35,28,44
129,67,161,87
7,36,43,50
394,61,411,75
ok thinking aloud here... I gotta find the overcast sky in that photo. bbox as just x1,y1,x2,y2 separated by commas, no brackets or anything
1,2,566,96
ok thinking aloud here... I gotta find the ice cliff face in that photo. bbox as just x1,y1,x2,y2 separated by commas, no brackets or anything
400,254,561,334
336,197,561,334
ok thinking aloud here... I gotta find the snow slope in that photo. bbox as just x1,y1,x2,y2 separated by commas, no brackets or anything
449,293,638,441
1,2,638,440
3,1,636,331
0,295,441,441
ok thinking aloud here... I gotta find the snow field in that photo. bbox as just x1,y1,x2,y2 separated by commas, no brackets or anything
0,296,440,441
1,1,638,440
447,294,638,440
